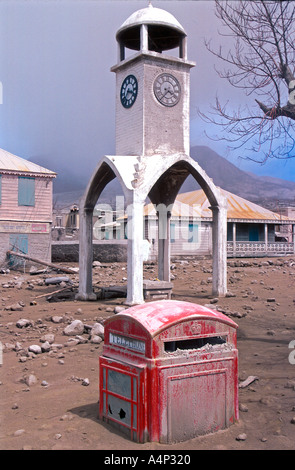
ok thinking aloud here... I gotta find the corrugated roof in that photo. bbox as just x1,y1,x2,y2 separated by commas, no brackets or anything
0,148,56,176
145,188,293,222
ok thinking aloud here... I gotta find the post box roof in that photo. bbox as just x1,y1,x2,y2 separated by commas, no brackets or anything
111,300,238,337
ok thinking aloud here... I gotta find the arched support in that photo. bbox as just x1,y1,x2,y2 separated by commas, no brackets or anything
77,152,228,304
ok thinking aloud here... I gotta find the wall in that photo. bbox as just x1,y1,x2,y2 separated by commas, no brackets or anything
52,240,128,263
0,173,53,222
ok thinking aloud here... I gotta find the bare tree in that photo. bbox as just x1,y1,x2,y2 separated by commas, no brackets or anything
199,0,295,162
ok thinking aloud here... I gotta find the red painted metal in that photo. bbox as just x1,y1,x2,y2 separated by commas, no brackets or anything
99,299,239,443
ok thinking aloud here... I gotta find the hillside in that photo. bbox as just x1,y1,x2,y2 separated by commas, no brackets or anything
53,146,295,208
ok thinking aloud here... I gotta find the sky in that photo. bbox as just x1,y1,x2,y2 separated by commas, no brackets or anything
0,0,295,193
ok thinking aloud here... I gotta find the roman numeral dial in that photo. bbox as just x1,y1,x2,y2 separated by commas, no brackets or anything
153,73,181,107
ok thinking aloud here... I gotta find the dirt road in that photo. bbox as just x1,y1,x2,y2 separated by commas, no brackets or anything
1,257,295,450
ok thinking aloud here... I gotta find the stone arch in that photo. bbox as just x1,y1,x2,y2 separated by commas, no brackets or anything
139,155,227,298
77,153,227,304
77,156,134,301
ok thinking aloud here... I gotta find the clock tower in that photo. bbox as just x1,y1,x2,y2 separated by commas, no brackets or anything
111,4,195,157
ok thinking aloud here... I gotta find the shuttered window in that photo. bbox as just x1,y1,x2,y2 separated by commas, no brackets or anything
18,176,35,206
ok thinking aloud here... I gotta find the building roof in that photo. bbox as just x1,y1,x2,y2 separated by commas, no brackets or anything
0,148,56,177
117,4,186,37
144,188,293,223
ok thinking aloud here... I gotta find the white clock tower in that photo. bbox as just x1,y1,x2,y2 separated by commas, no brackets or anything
78,3,227,306
111,4,195,157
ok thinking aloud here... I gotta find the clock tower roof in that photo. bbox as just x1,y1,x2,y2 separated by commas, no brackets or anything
116,4,186,53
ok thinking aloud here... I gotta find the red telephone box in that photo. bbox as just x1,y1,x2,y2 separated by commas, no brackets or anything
99,300,238,443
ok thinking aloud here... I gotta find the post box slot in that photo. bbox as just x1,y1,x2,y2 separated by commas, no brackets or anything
164,335,227,353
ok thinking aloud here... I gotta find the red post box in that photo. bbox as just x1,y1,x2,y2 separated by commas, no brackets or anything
99,300,238,443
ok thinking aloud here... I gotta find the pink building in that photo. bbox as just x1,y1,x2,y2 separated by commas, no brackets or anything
0,148,56,267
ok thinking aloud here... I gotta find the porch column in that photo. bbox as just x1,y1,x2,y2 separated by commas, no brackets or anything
211,203,227,297
264,223,268,254
76,208,97,301
126,198,144,305
158,209,171,282
233,222,236,257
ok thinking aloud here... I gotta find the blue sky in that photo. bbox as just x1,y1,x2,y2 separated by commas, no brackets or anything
0,0,294,192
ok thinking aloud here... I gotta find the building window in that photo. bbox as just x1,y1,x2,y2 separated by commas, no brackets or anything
188,223,198,243
18,177,35,206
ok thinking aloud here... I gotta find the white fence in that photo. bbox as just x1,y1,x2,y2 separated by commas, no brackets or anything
227,241,295,257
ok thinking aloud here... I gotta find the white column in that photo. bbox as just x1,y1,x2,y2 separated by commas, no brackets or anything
76,208,97,301
126,199,144,305
211,203,227,297
141,24,148,52
158,209,171,282
233,222,236,257
264,223,268,254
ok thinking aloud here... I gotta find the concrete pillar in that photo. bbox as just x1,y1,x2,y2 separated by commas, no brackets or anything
232,222,236,257
211,204,227,297
158,209,171,282
126,199,144,305
141,24,148,52
76,208,97,301
264,223,268,254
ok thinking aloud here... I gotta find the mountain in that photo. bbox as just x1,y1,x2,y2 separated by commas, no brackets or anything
184,146,295,206
53,146,295,208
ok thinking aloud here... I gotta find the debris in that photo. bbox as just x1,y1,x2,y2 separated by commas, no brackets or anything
16,319,32,328
28,344,42,355
45,276,71,285
239,375,259,388
63,320,84,336
6,250,77,274
236,433,247,441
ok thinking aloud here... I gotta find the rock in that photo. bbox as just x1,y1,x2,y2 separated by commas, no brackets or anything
51,316,64,324
82,378,90,386
6,302,24,311
41,380,49,387
24,374,38,386
16,318,32,328
40,334,55,344
236,433,247,441
291,417,295,424
90,322,104,339
14,429,25,437
41,341,51,353
239,403,249,412
63,320,84,336
114,305,126,314
28,344,42,355
90,335,103,344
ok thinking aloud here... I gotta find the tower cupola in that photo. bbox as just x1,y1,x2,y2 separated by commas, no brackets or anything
116,4,187,61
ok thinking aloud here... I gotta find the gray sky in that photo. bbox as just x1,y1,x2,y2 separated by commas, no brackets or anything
1,0,295,193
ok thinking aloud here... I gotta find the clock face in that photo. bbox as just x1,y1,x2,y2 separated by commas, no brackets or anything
154,73,181,107
120,75,138,108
